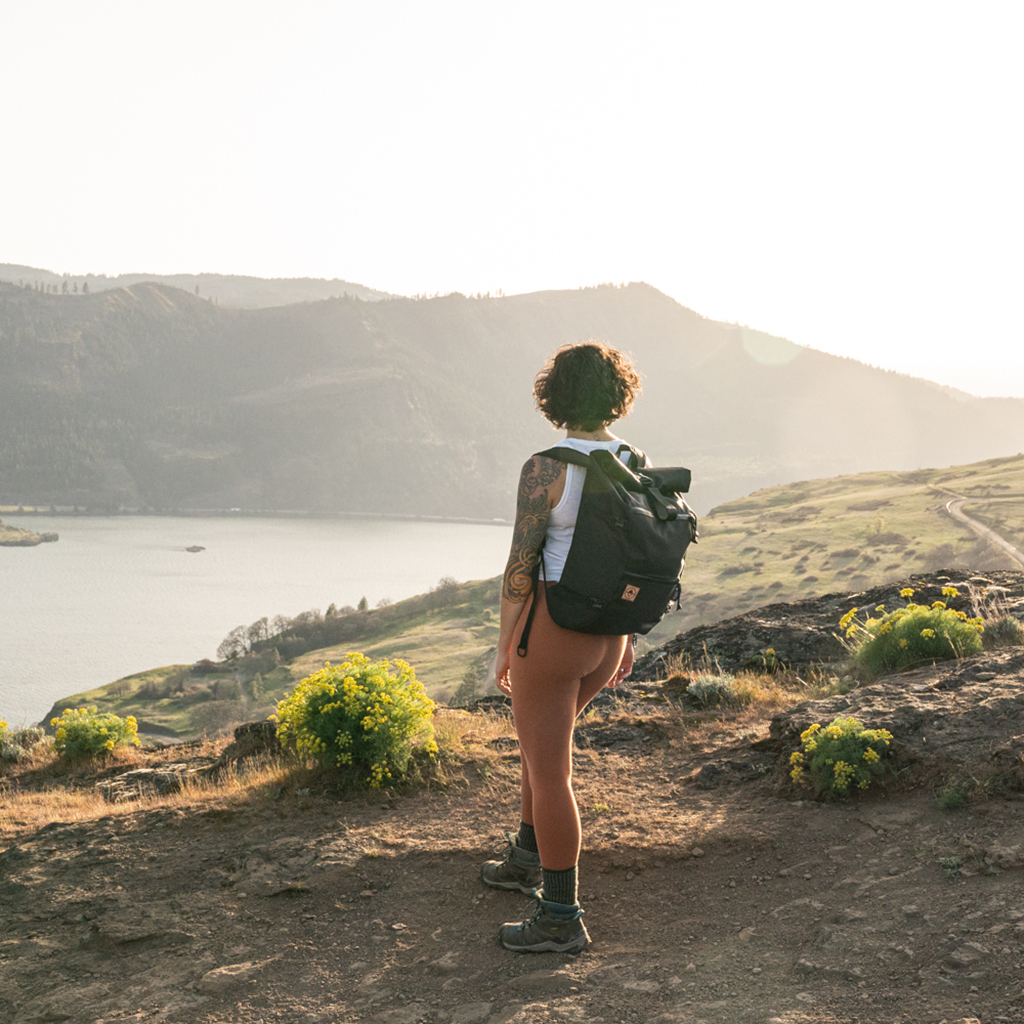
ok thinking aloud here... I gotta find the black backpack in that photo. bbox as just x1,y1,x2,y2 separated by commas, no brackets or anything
517,444,698,656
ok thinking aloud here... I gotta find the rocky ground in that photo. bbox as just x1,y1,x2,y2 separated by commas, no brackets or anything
3,572,1024,1024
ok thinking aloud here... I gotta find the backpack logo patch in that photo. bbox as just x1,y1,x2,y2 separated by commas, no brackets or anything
622,584,640,602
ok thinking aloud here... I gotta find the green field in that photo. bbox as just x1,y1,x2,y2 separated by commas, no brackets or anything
48,454,1023,740
645,452,1024,645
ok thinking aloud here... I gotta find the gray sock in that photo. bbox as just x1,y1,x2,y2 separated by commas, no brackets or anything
542,865,578,908
517,822,538,854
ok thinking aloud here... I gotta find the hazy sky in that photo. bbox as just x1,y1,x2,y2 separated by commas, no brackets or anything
2,2,1022,397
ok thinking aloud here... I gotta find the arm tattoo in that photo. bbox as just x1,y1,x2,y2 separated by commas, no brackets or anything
502,456,564,602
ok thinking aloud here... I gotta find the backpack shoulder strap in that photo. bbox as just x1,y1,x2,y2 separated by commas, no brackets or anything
616,444,648,471
536,446,592,469
539,444,649,471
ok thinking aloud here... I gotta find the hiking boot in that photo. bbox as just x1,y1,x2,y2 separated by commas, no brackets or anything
480,831,542,894
498,896,590,953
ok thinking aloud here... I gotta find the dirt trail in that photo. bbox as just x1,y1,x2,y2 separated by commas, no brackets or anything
945,497,1024,570
3,669,1024,1024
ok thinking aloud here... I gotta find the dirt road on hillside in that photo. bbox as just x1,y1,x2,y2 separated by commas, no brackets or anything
945,497,1024,570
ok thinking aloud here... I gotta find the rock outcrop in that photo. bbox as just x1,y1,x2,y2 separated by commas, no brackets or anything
0,519,58,546
635,569,1024,677
767,647,1024,783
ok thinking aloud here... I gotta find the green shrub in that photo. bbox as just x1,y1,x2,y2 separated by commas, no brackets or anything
13,726,45,749
985,615,1024,648
841,587,984,677
939,856,962,876
50,706,140,760
742,647,784,674
687,673,750,707
0,718,25,763
789,715,892,796
273,653,437,787
935,782,968,810
137,677,173,700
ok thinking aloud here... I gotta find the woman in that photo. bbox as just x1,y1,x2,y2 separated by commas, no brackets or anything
482,340,641,953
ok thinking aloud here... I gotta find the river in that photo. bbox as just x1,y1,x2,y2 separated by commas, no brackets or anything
0,515,512,726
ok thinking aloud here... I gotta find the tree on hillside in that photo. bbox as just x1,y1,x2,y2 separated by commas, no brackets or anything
357,596,369,612
430,575,461,608
246,616,270,647
217,625,251,661
452,661,486,705
242,672,263,703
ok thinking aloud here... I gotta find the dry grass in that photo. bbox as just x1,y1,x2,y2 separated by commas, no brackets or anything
427,706,518,792
1,677,829,846
433,706,515,751
659,650,850,709
0,740,294,842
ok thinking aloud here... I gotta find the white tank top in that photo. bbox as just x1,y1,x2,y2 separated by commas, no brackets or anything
542,438,633,583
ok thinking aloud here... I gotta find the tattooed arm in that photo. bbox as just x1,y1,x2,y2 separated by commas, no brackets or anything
494,455,565,693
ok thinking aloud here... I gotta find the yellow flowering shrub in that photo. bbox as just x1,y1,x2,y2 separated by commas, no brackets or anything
790,716,892,797
50,706,139,760
840,587,983,678
273,653,437,787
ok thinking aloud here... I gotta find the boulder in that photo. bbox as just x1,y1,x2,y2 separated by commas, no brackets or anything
208,720,279,775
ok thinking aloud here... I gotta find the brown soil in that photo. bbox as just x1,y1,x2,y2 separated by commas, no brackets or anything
2,675,1023,1024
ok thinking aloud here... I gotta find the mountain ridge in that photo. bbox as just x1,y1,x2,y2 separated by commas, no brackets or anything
2,279,1022,518
0,263,391,307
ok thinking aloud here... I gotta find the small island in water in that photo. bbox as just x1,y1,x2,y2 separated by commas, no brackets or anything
0,519,59,547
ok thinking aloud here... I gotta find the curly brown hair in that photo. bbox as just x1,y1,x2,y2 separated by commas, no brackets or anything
533,341,642,430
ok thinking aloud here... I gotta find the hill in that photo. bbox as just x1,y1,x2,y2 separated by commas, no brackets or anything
650,450,1024,646
4,575,1024,1023
40,452,1023,740
39,577,502,740
0,263,390,307
1,280,1023,518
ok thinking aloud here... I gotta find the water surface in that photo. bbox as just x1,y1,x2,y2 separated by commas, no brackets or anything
0,516,512,725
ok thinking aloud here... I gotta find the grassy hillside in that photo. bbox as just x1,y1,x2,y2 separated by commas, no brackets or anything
42,578,502,739
647,451,1024,645
44,453,1022,740
3,279,1024,518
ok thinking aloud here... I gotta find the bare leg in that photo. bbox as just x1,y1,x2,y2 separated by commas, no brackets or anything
519,664,609,827
511,593,626,870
